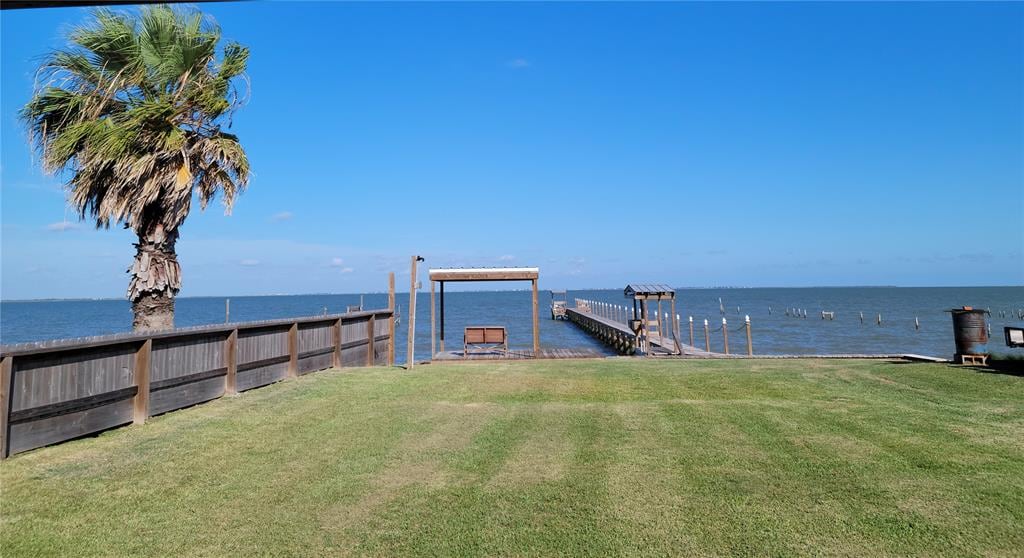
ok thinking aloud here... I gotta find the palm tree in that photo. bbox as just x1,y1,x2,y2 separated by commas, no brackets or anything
22,6,250,331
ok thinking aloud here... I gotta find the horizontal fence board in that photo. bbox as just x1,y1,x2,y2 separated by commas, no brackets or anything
0,311,388,357
151,334,225,383
9,386,137,424
12,345,136,412
150,376,225,416
298,322,334,374
236,362,288,392
8,397,134,455
298,323,333,352
298,350,333,375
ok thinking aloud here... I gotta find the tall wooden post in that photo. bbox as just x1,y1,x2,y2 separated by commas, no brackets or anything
531,279,540,353
407,256,421,368
722,318,730,355
745,315,753,356
689,316,694,347
133,339,152,425
367,314,376,366
225,329,238,395
704,319,710,352
1,356,13,459
387,272,396,366
430,280,436,359
225,298,230,323
287,322,299,378
332,319,342,368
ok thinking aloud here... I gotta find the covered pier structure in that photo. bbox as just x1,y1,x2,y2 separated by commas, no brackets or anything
428,267,541,358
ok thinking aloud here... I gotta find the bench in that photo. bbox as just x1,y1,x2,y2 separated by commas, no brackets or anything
464,326,508,356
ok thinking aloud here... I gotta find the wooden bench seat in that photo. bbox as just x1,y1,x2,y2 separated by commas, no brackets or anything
464,326,508,356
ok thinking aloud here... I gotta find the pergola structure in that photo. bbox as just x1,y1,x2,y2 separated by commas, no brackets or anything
624,284,679,355
428,267,541,355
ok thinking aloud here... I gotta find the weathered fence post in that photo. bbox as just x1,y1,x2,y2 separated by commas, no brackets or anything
388,272,396,366
689,316,694,347
225,329,238,395
745,315,753,356
704,319,710,352
722,318,729,355
225,298,230,323
1,355,12,459
332,318,342,368
287,322,298,378
133,339,152,424
367,314,376,366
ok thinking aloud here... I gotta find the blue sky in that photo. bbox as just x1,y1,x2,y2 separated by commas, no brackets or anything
1,1,1022,299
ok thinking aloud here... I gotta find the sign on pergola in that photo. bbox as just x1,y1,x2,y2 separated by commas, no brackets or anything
428,267,541,355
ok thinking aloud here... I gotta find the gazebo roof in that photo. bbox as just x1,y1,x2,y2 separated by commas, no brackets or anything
624,284,675,299
428,267,539,282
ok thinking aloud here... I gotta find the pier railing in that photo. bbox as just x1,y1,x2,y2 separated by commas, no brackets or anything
0,308,394,458
571,298,756,356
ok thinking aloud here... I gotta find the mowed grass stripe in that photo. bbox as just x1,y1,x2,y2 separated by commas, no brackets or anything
1,359,1022,556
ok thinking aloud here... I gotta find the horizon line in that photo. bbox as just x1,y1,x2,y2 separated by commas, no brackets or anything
3,284,1022,303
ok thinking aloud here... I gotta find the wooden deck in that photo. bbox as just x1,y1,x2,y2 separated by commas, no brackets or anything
432,347,610,361
646,332,719,356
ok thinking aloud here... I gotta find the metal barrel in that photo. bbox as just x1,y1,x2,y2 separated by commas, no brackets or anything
947,307,989,355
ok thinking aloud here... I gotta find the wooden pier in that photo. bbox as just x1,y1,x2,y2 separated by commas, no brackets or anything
565,307,720,357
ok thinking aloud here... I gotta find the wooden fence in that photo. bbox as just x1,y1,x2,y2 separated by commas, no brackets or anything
0,308,394,459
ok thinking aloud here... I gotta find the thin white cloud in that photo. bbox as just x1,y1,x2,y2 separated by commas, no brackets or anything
339,267,354,274
507,58,530,69
270,211,294,222
329,257,345,267
497,254,515,262
239,259,260,266
46,221,80,232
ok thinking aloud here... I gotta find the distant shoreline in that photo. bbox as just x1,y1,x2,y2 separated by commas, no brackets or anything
2,284,1021,303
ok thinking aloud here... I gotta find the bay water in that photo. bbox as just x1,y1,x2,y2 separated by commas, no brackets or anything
2,286,1021,362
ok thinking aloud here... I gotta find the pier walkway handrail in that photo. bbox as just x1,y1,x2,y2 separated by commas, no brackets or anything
0,308,395,459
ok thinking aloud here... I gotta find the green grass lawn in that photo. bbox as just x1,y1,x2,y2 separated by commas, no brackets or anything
2,359,1022,556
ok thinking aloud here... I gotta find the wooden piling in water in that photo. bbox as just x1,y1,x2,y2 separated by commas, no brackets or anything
722,318,729,355
745,315,753,356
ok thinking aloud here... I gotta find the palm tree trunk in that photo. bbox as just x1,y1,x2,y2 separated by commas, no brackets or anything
128,223,181,331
